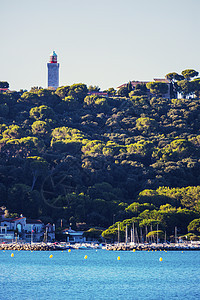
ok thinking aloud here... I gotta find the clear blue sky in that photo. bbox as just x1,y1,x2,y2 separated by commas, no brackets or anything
1,0,200,91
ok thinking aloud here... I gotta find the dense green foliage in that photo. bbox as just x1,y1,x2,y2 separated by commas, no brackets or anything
1,79,200,240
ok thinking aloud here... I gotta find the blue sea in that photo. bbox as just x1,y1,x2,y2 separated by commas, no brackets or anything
0,249,199,300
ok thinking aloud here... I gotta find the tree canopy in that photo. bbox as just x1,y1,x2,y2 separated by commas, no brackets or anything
1,76,200,239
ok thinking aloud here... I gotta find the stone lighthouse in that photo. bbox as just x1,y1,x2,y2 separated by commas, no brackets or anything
47,51,59,89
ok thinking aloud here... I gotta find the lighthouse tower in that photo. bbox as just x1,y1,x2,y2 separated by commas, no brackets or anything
47,51,59,89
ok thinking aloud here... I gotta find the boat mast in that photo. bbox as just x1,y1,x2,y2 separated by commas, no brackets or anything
157,224,158,244
175,226,178,243
140,227,143,244
125,224,128,244
118,223,120,244
133,223,135,244
145,225,148,243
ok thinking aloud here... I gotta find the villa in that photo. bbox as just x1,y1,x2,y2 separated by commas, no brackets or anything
0,208,55,243
117,78,171,99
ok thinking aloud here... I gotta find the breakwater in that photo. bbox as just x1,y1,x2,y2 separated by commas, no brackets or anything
105,243,200,251
1,242,200,251
0,243,63,251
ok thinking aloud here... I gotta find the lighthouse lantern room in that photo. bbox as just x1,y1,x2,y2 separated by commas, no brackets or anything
49,51,57,63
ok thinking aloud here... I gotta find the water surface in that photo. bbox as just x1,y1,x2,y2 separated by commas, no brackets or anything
0,249,199,300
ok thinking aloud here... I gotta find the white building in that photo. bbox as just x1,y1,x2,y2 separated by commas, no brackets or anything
25,219,44,233
62,228,86,243
0,213,55,243
1,217,26,233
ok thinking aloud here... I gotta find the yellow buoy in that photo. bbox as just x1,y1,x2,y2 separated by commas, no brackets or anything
68,249,71,253
159,257,163,262
117,256,120,260
84,255,88,259
133,249,136,252
182,251,183,253
11,253,14,257
49,254,53,258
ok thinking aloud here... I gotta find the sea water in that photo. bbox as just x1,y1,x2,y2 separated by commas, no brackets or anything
0,249,199,300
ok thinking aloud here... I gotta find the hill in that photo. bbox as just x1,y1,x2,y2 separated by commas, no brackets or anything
1,83,200,240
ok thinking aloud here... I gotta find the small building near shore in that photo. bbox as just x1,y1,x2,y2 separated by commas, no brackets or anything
62,227,86,243
25,219,44,233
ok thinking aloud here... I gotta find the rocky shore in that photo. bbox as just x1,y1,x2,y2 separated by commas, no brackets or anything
0,243,63,251
1,242,200,251
105,243,200,251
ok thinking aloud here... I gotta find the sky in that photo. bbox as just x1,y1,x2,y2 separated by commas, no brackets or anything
1,0,200,91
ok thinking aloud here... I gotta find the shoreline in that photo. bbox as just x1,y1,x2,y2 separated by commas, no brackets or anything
1,242,200,251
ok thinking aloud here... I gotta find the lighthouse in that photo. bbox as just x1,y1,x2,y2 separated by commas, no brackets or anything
47,51,59,89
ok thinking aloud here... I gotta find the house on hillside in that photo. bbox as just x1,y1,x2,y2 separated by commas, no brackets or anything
117,78,171,99
153,78,171,98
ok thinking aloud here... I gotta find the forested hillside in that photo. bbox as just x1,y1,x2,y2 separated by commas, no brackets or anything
1,77,200,240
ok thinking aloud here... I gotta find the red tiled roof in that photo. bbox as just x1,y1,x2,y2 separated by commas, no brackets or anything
153,78,170,83
1,217,25,222
13,217,26,221
1,219,12,223
117,81,148,89
26,219,43,224
117,78,170,89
